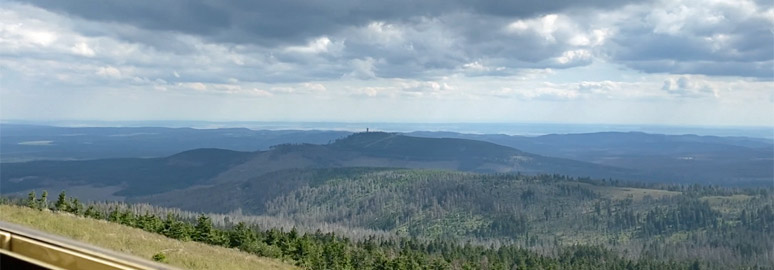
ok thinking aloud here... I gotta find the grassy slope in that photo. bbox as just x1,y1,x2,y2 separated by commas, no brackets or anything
0,205,296,270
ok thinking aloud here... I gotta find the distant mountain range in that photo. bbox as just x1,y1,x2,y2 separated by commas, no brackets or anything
0,124,349,162
1,125,771,202
408,131,773,185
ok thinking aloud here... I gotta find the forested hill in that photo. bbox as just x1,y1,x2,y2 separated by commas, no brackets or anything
330,132,527,160
409,131,774,186
1,132,635,197
1,148,255,196
135,169,773,265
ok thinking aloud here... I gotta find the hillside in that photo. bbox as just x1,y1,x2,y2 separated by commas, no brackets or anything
0,204,296,270
1,148,255,196
3,196,720,270
134,168,774,269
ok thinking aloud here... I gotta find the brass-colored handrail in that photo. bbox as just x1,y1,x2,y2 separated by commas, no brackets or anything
0,221,180,270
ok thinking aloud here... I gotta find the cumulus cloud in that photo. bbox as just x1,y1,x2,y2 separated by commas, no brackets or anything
268,83,327,95
343,58,379,80
555,50,593,66
400,81,453,94
504,84,580,100
12,0,641,44
577,81,618,95
661,76,719,98
610,0,773,78
96,66,123,78
285,37,338,54
70,42,95,57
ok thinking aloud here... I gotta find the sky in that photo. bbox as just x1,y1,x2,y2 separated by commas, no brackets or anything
1,0,773,126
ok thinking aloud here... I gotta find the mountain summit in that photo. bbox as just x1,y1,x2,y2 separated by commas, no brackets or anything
331,132,524,161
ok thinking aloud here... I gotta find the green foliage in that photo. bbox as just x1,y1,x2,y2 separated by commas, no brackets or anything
193,214,215,244
151,252,167,262
84,205,102,219
136,212,164,232
39,191,48,210
68,198,84,215
640,199,719,236
161,214,192,241
55,191,69,212
26,191,37,209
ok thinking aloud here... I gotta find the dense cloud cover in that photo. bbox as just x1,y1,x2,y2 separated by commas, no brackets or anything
10,0,772,79
1,0,772,124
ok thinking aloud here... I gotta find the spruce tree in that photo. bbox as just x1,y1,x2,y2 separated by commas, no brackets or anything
26,191,36,209
55,191,69,212
84,205,97,218
193,214,214,244
229,222,253,248
69,198,84,215
162,214,191,241
39,191,48,210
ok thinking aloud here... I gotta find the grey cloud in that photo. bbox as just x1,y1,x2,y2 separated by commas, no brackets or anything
614,26,773,63
8,0,771,82
16,0,231,35
336,12,596,79
609,1,774,78
627,60,774,79
753,0,773,9
3,0,644,81
14,0,643,45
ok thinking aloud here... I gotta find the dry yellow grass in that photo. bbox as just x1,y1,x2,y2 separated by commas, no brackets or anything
0,204,297,270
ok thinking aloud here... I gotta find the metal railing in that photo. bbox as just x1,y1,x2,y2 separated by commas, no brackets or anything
0,221,179,270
